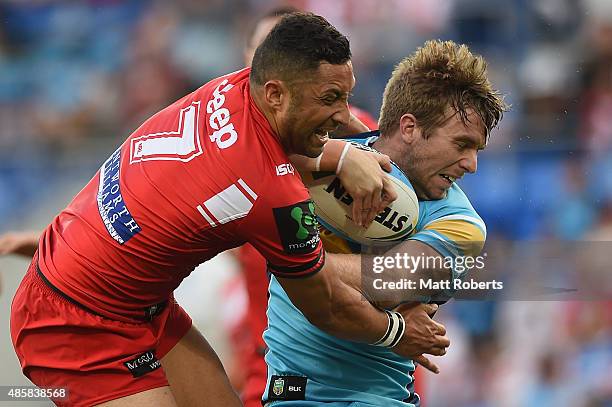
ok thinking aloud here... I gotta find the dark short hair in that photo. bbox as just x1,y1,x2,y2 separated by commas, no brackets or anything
250,12,351,87
245,6,301,49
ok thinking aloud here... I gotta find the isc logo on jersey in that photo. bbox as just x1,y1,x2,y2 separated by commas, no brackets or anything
207,79,238,149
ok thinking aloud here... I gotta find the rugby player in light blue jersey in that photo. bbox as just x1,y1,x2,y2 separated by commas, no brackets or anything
263,40,508,406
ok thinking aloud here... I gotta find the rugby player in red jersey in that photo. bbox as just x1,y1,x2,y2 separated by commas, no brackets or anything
237,8,380,406
9,13,450,407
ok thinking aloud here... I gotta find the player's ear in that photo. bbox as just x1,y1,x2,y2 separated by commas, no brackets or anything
263,80,287,112
399,113,417,144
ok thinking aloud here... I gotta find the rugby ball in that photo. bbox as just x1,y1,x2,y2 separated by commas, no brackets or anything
308,147,419,246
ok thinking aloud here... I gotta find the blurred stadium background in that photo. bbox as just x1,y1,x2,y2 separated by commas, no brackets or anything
0,0,611,406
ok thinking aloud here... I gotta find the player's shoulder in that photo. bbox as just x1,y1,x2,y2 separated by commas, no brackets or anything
417,183,485,232
437,182,476,211
342,131,381,147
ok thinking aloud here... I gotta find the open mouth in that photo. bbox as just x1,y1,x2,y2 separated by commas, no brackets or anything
314,130,330,143
440,174,457,185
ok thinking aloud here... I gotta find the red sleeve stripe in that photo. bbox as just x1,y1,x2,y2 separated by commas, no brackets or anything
268,249,325,279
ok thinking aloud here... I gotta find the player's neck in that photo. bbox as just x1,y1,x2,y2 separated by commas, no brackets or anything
371,133,402,164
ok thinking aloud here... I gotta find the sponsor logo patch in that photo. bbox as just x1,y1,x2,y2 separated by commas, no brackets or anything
273,201,320,254
97,148,141,244
272,378,284,396
123,350,161,378
267,375,307,401
275,163,295,176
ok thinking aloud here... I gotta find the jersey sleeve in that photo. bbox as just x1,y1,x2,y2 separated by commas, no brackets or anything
411,184,486,257
409,184,487,301
238,175,325,279
411,215,486,259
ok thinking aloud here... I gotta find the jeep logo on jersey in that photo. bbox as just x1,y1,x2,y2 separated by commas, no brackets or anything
273,200,320,254
207,79,238,149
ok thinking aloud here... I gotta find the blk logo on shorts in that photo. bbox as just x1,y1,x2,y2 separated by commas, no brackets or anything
273,200,320,254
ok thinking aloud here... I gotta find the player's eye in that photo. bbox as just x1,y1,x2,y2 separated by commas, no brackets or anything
322,96,337,105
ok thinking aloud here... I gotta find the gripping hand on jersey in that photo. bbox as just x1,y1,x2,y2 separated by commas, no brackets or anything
336,146,397,226
391,303,450,374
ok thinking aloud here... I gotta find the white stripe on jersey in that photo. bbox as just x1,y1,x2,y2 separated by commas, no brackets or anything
197,205,217,227
237,178,258,200
199,179,257,227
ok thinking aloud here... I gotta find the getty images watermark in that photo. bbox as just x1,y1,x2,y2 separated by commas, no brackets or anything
362,240,612,302
370,252,502,291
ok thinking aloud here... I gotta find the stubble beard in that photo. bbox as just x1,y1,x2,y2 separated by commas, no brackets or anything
399,148,430,200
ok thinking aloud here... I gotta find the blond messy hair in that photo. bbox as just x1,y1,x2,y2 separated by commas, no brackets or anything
378,40,508,139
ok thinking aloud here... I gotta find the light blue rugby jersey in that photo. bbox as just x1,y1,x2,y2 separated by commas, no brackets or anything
263,133,486,406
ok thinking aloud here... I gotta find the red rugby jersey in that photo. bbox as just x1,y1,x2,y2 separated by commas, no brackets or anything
38,68,324,322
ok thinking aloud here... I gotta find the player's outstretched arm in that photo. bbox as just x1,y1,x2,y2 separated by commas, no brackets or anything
276,252,449,366
278,253,387,344
290,139,397,226
0,231,40,258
